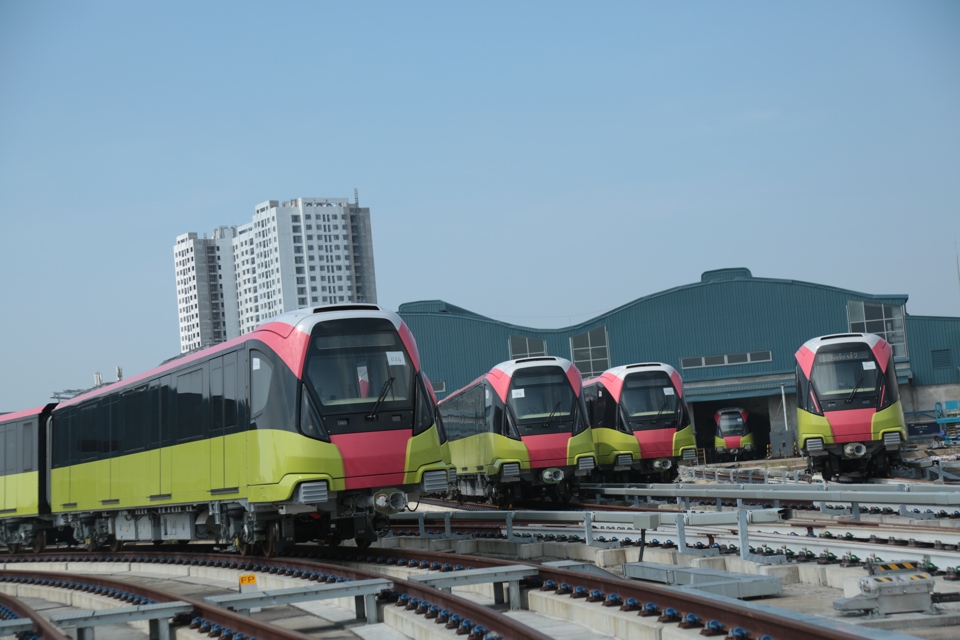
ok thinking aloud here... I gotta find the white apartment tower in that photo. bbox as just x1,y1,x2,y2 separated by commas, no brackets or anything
174,196,377,352
173,226,240,352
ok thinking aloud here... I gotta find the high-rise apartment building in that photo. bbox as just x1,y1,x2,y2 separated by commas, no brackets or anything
174,196,377,352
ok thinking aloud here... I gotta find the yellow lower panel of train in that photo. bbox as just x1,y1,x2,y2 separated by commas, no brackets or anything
51,430,338,512
450,433,530,476
592,429,639,467
672,425,696,457
0,471,41,517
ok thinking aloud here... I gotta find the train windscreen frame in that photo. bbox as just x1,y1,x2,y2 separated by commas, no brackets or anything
302,317,416,434
810,345,881,411
506,366,579,435
620,371,680,431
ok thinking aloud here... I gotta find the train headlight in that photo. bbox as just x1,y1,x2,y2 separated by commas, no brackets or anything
744,444,753,451
541,468,564,484
716,446,725,453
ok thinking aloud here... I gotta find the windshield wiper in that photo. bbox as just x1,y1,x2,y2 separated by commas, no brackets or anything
653,399,669,423
542,400,562,427
845,376,864,403
366,377,395,420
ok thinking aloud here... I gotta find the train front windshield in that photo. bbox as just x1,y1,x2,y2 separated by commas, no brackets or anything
620,373,678,430
718,412,746,436
507,367,577,432
811,347,879,408
304,318,414,420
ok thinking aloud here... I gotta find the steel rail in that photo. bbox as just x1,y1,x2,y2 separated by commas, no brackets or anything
0,569,315,640
2,552,551,640
2,545,928,639
0,590,71,639
320,546,914,640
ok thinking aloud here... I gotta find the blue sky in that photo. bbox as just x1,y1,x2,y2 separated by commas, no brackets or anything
1,1,958,411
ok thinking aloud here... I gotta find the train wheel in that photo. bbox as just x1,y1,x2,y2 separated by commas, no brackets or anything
355,536,373,550
233,535,252,556
8,543,20,555
821,458,836,482
262,522,285,558
108,537,124,553
30,531,46,555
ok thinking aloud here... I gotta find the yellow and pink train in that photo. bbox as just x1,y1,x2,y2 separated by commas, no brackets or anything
0,305,452,554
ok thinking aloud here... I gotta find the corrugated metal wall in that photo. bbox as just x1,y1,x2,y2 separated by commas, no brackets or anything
400,270,919,399
906,316,960,385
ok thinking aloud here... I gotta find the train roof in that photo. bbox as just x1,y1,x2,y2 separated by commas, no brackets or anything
491,356,575,377
57,304,409,410
441,356,582,404
583,362,684,401
798,332,887,354
584,362,679,383
796,332,893,377
0,404,56,424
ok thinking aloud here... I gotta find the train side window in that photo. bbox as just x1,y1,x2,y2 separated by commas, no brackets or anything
0,426,7,476
4,424,20,474
211,358,224,434
122,386,146,453
79,403,100,462
22,421,33,472
176,369,204,443
52,411,71,468
223,352,240,434
105,397,120,455
465,385,484,435
159,375,175,447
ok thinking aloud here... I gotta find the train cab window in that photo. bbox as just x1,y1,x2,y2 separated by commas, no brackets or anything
302,318,414,430
250,348,296,432
251,351,275,417
414,377,436,436
621,374,678,430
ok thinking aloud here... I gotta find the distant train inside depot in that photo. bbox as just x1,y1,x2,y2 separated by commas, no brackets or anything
438,357,595,505
0,305,452,554
712,407,755,462
795,333,907,480
582,363,696,481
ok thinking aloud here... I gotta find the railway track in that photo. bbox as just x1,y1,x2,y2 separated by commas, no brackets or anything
0,546,925,640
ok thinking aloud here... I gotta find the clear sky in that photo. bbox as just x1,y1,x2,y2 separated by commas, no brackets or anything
1,1,958,411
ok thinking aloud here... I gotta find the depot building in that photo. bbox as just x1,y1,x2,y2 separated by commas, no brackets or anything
398,268,960,458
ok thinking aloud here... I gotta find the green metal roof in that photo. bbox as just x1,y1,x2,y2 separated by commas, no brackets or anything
398,268,949,401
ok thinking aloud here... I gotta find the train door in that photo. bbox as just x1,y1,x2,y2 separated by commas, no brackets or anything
210,357,226,490
0,423,10,511
102,396,117,502
209,352,242,491
158,375,174,497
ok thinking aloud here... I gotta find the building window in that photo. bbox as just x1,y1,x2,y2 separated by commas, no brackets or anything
847,301,907,357
681,351,772,369
570,327,609,378
509,335,547,359
431,380,446,394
